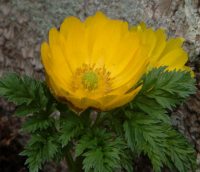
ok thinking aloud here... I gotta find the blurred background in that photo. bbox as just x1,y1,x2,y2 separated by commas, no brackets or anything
0,0,200,171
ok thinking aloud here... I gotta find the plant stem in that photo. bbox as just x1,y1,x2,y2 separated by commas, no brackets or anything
65,150,83,172
65,150,76,172
93,111,101,127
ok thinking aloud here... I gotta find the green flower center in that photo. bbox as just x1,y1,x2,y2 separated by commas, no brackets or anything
82,71,98,90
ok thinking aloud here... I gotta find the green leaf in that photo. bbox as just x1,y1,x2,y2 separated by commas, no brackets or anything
119,149,133,172
0,73,51,116
0,73,33,105
76,128,129,172
20,134,59,172
132,67,196,111
124,112,196,172
59,113,84,147
15,104,40,116
22,114,54,133
125,108,171,125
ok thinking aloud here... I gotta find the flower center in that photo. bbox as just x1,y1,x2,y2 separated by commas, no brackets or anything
82,71,98,90
71,64,112,96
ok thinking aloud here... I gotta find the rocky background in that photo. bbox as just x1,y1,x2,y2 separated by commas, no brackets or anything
0,0,200,171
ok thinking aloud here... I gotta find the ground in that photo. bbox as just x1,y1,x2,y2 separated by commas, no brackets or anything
0,0,200,171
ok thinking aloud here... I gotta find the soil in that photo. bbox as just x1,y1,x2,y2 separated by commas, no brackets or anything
0,114,27,172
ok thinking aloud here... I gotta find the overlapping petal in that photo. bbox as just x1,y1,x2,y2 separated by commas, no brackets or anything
131,22,193,74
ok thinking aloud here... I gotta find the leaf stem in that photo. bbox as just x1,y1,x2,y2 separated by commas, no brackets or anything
93,111,101,127
65,150,76,172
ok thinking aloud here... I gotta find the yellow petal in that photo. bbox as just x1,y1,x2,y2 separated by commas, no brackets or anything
66,96,101,111
106,32,140,77
41,42,51,71
130,22,147,31
111,46,148,91
101,86,142,111
84,11,131,68
156,48,188,69
60,17,88,70
182,66,195,77
150,29,167,64
160,37,184,57
42,29,73,92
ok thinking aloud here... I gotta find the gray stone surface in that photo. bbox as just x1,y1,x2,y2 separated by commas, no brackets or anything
0,0,200,76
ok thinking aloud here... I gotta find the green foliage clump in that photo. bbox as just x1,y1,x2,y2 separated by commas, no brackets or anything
124,112,195,172
75,128,133,172
132,67,195,112
0,68,197,172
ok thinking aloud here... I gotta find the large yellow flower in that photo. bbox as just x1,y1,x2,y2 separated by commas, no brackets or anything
41,12,149,111
41,11,191,112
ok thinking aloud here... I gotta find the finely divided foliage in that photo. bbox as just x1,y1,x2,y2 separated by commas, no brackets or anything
124,112,196,172
0,67,196,172
20,134,60,172
133,67,196,111
0,73,50,116
59,113,84,147
76,129,132,172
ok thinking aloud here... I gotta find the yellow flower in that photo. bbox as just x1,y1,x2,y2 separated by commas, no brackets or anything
131,22,193,74
41,12,192,112
41,12,149,111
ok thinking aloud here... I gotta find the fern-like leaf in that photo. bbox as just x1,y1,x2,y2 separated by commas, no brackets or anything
76,128,129,172
0,73,51,116
132,67,196,111
59,113,84,147
124,112,196,172
20,134,59,172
